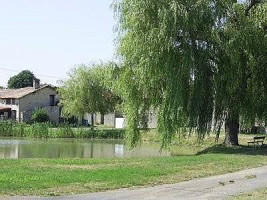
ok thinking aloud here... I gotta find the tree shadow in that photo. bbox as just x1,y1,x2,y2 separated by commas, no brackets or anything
196,144,267,156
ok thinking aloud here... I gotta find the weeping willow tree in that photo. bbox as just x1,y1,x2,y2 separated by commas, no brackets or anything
114,0,267,147
58,63,121,125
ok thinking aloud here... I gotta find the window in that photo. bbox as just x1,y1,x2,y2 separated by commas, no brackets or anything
12,110,17,119
6,98,11,105
50,95,55,106
11,99,16,105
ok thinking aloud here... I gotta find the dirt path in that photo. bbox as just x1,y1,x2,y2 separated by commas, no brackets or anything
3,165,267,200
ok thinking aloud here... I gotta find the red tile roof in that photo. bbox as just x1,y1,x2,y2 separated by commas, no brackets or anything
0,85,55,99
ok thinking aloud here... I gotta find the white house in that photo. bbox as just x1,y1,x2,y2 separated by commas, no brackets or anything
0,80,60,123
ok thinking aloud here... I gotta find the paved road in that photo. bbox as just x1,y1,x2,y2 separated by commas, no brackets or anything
3,165,267,200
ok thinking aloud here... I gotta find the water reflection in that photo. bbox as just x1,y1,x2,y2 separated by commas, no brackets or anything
0,138,170,159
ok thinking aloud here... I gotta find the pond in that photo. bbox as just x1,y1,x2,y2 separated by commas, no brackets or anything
0,137,173,159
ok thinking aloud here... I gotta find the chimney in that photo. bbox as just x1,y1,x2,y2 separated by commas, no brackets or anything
33,78,40,89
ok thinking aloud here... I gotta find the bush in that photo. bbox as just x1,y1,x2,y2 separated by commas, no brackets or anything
31,108,50,123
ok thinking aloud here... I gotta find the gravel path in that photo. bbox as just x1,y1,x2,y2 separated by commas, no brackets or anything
3,165,267,200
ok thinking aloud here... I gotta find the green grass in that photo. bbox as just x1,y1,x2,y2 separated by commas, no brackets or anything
1,146,267,196
1,123,266,196
232,188,267,200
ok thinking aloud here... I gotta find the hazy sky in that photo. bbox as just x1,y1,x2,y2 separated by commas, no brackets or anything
0,0,115,87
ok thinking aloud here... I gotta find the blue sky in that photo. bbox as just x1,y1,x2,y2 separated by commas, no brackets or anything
0,0,115,87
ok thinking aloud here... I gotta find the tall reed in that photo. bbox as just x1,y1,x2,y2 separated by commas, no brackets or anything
0,121,125,139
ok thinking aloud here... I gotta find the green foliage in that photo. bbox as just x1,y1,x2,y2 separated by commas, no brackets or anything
114,0,267,147
50,124,75,138
26,123,50,138
0,121,13,136
0,121,125,139
7,70,35,89
58,62,121,120
0,121,49,138
31,108,50,123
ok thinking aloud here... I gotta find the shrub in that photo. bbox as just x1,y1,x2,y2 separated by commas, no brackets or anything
31,108,50,123
0,121,13,136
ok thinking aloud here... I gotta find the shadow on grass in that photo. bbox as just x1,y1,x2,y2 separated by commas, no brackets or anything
196,144,267,156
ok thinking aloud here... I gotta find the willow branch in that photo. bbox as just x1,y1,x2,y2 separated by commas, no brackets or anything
245,0,262,16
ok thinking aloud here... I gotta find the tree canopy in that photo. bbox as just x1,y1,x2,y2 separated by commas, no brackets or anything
58,63,121,121
114,0,267,147
8,70,36,89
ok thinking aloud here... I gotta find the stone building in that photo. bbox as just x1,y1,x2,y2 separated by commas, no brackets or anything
0,80,60,123
84,110,158,129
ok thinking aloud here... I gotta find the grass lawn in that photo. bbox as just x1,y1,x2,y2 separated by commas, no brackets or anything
1,144,267,196
233,188,267,200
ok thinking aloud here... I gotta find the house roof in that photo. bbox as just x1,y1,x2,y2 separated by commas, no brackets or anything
0,85,56,99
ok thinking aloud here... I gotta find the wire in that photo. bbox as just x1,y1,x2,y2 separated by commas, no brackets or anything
0,67,65,80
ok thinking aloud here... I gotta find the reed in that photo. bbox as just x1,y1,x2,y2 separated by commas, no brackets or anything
0,121,125,139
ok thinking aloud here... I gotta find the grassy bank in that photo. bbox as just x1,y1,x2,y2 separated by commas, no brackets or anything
1,145,267,196
0,121,125,139
233,188,267,200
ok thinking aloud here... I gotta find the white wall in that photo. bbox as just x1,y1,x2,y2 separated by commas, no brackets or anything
115,118,125,129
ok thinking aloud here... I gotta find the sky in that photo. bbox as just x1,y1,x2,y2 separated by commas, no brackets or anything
0,0,116,87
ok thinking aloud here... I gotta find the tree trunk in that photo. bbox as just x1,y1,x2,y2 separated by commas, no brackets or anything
224,113,239,146
91,113,95,130
100,114,104,125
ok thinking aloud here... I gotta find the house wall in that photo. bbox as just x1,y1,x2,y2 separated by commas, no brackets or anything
83,109,158,129
19,87,59,123
104,113,115,127
43,106,60,124
100,111,158,129
95,114,102,125
84,113,115,127
147,109,158,129
83,113,91,125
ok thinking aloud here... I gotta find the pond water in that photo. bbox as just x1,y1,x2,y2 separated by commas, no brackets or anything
0,137,172,159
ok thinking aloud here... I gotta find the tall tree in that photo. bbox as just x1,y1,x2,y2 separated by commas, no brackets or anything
114,0,267,147
8,70,35,89
58,63,121,125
